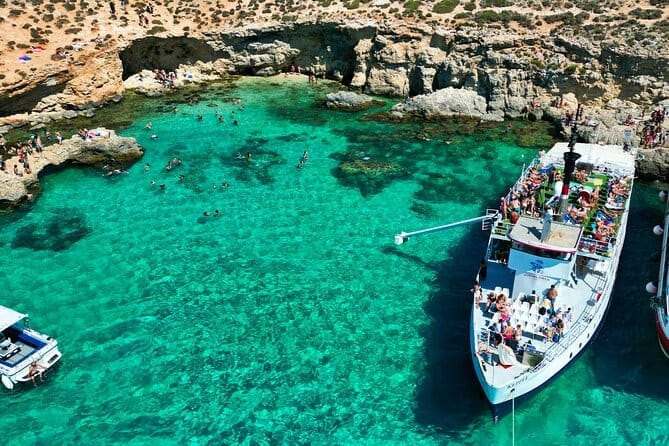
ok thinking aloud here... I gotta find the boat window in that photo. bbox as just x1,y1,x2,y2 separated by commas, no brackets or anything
490,240,511,263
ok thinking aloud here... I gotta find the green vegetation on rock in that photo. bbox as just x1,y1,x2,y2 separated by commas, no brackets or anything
432,0,459,14
404,0,422,13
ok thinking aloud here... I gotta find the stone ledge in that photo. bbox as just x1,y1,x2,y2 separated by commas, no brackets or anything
0,128,143,207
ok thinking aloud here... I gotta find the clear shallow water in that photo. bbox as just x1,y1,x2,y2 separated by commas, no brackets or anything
1,77,668,445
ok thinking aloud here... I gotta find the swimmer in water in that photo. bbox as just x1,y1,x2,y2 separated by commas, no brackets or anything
197,114,203,121
203,211,211,216
222,181,229,188
151,134,158,140
179,174,185,181
159,184,166,190
214,210,221,217
145,122,152,130
144,163,151,172
302,151,309,161
151,180,156,185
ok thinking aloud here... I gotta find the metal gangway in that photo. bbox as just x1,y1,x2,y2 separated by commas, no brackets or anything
394,210,500,245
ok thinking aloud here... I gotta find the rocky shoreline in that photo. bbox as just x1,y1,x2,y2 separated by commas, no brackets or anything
0,129,143,207
0,21,667,181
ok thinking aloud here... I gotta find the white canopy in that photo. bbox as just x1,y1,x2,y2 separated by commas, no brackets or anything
0,306,27,331
542,142,636,175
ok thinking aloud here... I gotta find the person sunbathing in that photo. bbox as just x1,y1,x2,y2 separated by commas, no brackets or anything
590,188,600,206
568,206,587,223
610,178,630,196
607,192,625,207
574,169,588,182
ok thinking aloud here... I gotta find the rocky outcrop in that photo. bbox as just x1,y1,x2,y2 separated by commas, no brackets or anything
0,129,143,206
0,21,668,179
3,22,669,128
389,87,498,121
0,48,124,120
637,147,669,180
325,91,384,111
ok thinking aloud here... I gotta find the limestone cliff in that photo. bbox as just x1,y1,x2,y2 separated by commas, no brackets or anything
0,21,667,179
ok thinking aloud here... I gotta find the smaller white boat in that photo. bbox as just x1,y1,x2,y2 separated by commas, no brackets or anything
0,305,62,389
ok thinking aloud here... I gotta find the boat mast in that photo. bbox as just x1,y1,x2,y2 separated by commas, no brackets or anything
558,104,583,215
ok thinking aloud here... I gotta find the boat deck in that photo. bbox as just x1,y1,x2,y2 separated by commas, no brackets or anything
474,248,614,389
0,339,38,368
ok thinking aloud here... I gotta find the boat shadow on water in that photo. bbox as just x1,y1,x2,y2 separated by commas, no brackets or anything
384,224,492,436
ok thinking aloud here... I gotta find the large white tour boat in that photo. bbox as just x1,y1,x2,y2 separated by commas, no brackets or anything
396,112,636,420
469,138,635,420
0,305,62,389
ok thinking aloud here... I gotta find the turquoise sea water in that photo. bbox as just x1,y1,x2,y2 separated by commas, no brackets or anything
1,77,668,445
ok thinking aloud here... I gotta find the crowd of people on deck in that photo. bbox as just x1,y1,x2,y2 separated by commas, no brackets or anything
499,164,559,224
475,281,573,365
496,151,630,251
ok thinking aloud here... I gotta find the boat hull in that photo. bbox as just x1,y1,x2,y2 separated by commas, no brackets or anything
12,346,62,384
655,311,669,359
0,335,63,387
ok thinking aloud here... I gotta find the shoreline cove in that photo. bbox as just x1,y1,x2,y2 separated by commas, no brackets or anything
0,78,667,444
2,69,668,183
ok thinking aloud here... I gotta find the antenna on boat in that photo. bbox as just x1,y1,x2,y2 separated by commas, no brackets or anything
558,104,583,215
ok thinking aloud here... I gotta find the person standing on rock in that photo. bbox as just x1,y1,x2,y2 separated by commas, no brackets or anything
35,135,43,154
109,1,116,14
